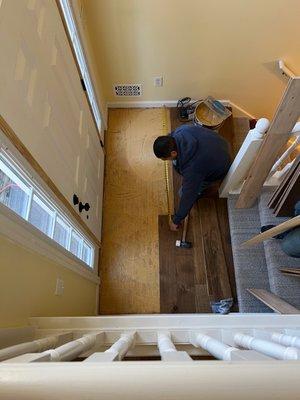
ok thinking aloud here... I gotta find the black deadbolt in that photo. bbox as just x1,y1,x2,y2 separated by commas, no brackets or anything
73,194,79,205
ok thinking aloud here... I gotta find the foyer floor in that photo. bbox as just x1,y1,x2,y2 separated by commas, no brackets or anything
100,108,166,314
100,108,242,314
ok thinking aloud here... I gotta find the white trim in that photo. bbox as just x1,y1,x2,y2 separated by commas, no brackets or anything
107,99,256,119
0,130,97,268
0,202,100,284
278,60,297,79
230,101,256,120
107,99,231,109
95,283,99,315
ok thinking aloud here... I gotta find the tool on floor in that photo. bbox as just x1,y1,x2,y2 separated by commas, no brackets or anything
175,214,192,249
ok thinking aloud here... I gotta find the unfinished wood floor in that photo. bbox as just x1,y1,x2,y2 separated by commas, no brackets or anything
100,108,167,314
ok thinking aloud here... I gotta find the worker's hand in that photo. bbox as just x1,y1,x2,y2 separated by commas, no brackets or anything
169,220,180,231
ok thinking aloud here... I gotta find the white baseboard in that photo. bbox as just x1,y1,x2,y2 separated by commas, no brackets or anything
230,101,256,120
107,100,180,108
107,99,231,109
106,99,256,120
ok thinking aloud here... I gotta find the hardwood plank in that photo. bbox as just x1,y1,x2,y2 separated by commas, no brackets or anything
190,205,211,312
159,215,196,313
215,198,238,307
217,112,234,158
237,78,300,208
100,108,168,314
247,289,300,314
274,165,300,216
280,268,300,277
194,284,211,313
268,156,300,209
242,215,300,247
198,198,232,302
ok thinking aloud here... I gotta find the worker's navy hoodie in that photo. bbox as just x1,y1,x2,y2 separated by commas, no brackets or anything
171,124,231,225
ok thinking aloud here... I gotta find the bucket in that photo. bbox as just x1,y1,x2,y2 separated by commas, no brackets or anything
194,96,231,130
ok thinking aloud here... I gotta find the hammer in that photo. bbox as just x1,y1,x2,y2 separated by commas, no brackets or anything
175,215,192,249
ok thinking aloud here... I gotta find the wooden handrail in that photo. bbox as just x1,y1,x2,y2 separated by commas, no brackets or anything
247,289,300,314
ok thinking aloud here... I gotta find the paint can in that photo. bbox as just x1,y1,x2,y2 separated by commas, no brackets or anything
194,96,231,130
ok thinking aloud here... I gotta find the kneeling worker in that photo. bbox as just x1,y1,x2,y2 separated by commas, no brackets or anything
153,124,231,231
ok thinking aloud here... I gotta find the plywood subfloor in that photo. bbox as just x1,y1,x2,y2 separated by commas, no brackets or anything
99,108,168,314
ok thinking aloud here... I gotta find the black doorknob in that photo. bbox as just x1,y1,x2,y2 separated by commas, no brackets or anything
79,202,90,213
73,194,79,205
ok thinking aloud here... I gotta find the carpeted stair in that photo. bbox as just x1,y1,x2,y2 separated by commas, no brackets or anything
228,189,300,312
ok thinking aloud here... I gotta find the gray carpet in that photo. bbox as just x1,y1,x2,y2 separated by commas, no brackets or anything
258,189,300,308
227,195,270,312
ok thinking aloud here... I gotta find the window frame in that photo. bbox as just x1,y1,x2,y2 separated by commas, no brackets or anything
58,0,103,134
0,137,98,277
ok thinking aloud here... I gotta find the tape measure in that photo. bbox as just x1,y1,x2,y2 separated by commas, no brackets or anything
162,107,172,223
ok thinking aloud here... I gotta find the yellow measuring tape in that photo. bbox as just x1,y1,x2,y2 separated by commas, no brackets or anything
162,107,172,223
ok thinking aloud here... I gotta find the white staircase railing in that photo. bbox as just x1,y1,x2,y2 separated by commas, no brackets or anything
1,315,300,398
219,118,270,197
0,314,299,363
220,120,300,197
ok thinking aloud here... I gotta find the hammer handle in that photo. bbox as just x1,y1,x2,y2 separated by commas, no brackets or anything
182,215,189,242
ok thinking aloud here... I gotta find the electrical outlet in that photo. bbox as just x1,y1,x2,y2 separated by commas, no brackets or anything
55,278,64,296
154,76,163,87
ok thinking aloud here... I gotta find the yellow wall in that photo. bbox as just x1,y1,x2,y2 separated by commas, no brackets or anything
83,0,300,119
0,235,97,328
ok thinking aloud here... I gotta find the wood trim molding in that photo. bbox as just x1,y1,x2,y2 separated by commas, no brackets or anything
54,0,105,143
236,78,300,208
0,115,101,247
247,289,300,314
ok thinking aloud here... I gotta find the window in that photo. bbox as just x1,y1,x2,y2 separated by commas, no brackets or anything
59,0,102,131
0,149,95,268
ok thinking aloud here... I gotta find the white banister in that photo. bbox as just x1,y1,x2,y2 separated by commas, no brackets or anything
268,122,300,177
234,333,300,360
104,332,136,361
157,332,192,361
84,333,136,362
0,333,72,362
271,332,300,349
157,332,177,353
192,333,238,360
219,118,270,197
42,332,103,361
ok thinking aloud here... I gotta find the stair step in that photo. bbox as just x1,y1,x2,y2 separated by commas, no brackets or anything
258,189,300,308
227,195,270,312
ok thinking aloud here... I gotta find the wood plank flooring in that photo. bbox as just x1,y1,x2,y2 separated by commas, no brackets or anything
159,109,237,313
99,108,168,314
